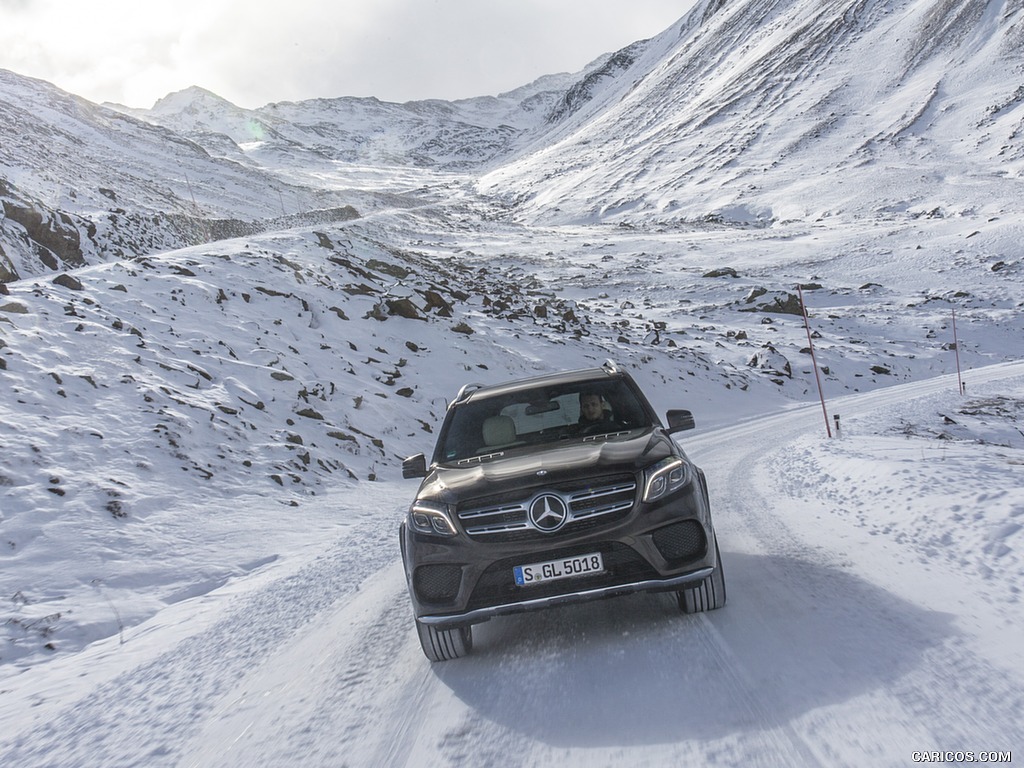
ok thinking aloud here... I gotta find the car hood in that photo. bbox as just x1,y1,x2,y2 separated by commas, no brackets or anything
419,429,677,504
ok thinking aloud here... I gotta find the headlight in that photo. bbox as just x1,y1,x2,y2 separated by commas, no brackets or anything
643,457,692,502
408,500,458,536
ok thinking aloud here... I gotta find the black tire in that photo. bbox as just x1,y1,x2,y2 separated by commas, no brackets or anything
416,621,473,662
678,537,727,613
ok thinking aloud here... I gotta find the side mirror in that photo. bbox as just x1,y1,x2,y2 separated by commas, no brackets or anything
666,409,695,433
402,453,428,479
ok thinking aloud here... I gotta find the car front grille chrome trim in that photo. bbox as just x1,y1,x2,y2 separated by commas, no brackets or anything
457,479,638,537
417,567,714,627
457,503,526,520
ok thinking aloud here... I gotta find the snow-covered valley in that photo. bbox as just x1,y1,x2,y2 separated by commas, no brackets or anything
2,0,1023,764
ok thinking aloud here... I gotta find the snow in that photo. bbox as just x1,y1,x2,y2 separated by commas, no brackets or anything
2,204,1021,763
2,0,1024,764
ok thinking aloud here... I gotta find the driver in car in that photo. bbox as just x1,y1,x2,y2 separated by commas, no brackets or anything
578,391,614,431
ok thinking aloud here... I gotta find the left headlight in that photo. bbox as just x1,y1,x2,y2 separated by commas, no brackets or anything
643,457,692,503
408,500,458,536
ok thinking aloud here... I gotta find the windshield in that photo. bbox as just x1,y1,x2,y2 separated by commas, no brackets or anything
435,377,653,464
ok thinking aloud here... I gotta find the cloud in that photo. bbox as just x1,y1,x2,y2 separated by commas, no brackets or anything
0,0,693,108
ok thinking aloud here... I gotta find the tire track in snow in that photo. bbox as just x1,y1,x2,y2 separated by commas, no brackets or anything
0,487,404,768
181,562,428,766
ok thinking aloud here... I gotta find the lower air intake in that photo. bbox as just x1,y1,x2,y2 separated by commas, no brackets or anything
652,521,706,562
414,564,463,603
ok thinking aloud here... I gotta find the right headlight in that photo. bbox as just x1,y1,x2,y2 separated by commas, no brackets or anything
643,457,692,503
408,500,458,537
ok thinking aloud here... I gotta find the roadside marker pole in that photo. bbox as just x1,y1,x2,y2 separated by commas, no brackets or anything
952,308,964,395
797,285,832,438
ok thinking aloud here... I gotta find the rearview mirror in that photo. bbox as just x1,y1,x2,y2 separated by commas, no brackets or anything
666,409,695,433
525,400,560,415
402,453,427,479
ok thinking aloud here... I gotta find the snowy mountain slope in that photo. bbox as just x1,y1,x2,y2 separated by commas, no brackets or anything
481,0,1024,225
0,52,608,282
0,71,357,282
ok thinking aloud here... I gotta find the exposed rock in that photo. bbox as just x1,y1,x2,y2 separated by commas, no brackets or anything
52,273,84,291
2,199,86,269
422,290,453,316
344,283,378,297
385,298,423,320
367,259,411,279
747,345,793,378
703,267,739,278
740,291,804,316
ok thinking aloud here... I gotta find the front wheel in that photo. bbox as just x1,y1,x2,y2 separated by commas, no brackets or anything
416,621,473,662
678,538,727,613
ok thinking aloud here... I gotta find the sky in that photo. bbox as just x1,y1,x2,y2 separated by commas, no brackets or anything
0,0,697,109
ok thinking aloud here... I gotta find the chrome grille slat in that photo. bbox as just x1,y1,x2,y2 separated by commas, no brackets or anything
458,503,527,520
571,500,634,519
568,483,636,503
466,522,532,534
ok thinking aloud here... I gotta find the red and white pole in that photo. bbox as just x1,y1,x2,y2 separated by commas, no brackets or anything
952,308,964,395
798,285,832,438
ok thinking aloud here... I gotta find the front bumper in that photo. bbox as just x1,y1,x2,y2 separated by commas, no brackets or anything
402,477,715,627
417,565,713,627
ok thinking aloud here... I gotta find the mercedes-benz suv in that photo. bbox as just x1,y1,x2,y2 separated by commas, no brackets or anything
400,360,726,661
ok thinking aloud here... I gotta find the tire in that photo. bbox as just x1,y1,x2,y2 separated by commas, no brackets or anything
678,537,727,613
416,621,473,662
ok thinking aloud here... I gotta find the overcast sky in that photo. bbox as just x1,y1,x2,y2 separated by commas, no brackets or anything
0,0,698,109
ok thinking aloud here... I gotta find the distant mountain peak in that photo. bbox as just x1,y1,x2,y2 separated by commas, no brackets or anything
151,85,235,113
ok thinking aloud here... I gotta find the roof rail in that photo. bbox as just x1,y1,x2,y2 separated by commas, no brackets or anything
454,382,484,404
602,359,620,374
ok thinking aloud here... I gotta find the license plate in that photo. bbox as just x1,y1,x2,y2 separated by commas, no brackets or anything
513,552,605,586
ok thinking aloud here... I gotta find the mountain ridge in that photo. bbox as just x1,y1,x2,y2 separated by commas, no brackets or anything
480,0,1024,225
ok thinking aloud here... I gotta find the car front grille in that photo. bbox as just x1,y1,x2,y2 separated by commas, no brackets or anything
456,475,637,542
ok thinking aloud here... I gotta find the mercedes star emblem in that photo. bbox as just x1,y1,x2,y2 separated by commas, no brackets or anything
529,494,569,532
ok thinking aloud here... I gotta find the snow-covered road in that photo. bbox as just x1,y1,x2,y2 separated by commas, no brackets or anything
2,364,1021,767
